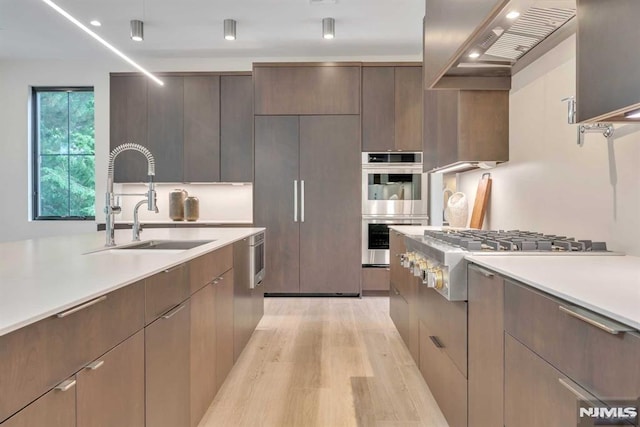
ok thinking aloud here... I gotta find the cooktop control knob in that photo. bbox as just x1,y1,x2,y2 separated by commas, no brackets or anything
428,268,444,290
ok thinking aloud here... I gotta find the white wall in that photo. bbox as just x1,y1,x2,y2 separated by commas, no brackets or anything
0,53,418,242
457,35,640,255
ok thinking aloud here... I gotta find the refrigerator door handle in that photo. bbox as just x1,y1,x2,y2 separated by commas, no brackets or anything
294,180,298,222
301,180,305,222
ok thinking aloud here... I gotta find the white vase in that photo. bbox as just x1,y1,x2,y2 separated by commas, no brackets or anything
445,192,468,228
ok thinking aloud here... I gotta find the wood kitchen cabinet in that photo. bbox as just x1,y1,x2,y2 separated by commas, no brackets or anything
362,65,423,152
253,64,361,115
467,264,504,427
389,230,410,345
254,115,361,295
221,75,253,182
215,269,235,390
77,331,145,427
145,300,191,427
423,89,509,172
110,72,250,183
1,377,76,427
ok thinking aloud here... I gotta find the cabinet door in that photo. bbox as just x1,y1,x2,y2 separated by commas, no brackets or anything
221,75,253,182
390,285,410,346
468,265,504,427
504,334,580,427
215,269,235,390
362,67,395,151
395,67,423,151
147,76,184,182
77,331,145,427
184,76,220,182
110,75,148,182
233,238,253,360
145,300,191,427
1,378,76,427
299,115,361,294
254,116,300,294
190,283,217,427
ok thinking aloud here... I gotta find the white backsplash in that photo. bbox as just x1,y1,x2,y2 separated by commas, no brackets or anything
114,183,253,223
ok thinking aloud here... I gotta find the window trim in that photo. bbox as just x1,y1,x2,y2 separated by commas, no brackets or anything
32,86,96,221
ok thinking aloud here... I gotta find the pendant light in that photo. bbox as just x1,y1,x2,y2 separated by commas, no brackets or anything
322,17,335,39
130,19,144,41
224,19,237,40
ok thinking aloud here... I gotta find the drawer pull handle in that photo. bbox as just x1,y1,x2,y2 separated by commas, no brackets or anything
162,303,186,319
163,265,183,274
429,336,444,349
56,295,107,318
85,360,104,371
558,305,633,335
558,378,597,404
55,379,76,392
469,265,494,278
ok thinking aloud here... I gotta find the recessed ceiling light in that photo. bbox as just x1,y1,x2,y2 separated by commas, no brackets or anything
506,11,520,20
89,20,101,27
40,0,163,86
468,51,481,59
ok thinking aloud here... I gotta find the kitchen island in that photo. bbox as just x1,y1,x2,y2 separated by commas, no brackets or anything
0,227,264,427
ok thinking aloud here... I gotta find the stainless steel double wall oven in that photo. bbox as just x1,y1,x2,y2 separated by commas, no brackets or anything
362,152,428,266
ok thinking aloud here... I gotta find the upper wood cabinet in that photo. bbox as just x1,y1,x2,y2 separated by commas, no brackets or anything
110,73,252,183
577,0,640,122
362,65,423,152
253,64,361,115
423,89,509,172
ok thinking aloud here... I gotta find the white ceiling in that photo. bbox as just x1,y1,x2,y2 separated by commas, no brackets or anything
0,0,425,60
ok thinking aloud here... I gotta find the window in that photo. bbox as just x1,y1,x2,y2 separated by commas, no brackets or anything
32,87,95,220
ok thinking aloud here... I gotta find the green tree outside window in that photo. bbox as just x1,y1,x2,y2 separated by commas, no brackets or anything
34,88,95,219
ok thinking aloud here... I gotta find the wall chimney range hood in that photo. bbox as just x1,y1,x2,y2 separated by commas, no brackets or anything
424,0,577,89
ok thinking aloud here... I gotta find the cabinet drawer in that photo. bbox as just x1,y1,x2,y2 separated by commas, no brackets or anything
189,246,233,294
419,320,467,427
505,334,581,427
361,267,390,292
145,263,189,324
1,376,76,427
0,281,144,422
390,285,410,347
419,286,467,377
505,280,640,402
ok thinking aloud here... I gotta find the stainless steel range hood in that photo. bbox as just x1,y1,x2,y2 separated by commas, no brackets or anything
426,0,577,88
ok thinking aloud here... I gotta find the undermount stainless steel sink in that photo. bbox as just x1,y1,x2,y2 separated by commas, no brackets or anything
117,239,216,250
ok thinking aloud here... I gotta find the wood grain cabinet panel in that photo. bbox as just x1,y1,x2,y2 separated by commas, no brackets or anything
233,238,253,360
147,76,184,182
145,263,189,324
394,67,423,151
110,75,149,182
215,269,235,390
389,230,407,290
361,266,390,292
145,300,191,427
390,285,410,346
221,75,254,182
362,67,395,151
423,89,508,172
189,245,233,294
1,377,76,427
183,76,220,182
190,283,217,427
77,331,145,427
0,281,144,422
419,320,467,427
254,65,361,115
467,264,504,427
504,334,579,427
504,280,640,403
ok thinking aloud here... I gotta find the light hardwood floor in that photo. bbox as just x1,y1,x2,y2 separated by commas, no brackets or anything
199,297,449,427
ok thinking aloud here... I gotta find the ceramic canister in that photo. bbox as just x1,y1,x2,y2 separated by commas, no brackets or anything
169,189,188,221
184,196,200,222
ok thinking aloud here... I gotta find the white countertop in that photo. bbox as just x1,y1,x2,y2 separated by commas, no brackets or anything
0,227,264,337
466,255,640,330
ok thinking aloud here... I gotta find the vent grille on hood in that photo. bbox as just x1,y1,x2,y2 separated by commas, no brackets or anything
483,6,576,61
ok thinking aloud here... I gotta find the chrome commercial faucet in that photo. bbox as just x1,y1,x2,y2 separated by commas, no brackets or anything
105,143,158,246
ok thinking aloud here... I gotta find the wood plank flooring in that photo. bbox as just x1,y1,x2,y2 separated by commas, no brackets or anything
199,297,449,427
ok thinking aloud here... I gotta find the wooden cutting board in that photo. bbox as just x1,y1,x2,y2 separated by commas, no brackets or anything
470,173,492,229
